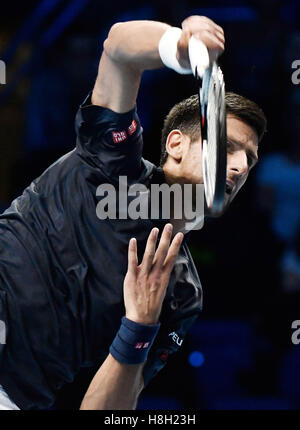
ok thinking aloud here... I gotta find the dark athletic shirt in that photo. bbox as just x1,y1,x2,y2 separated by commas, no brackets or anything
0,93,203,410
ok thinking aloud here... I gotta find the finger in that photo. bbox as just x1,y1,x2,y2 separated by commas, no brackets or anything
181,17,225,48
195,27,225,46
152,223,173,268
196,32,225,52
127,238,138,274
197,16,224,35
140,227,159,274
163,232,184,276
210,29,225,46
182,15,224,36
195,30,224,53
182,20,225,43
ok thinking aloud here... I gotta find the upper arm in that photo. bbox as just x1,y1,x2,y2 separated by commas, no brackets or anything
91,26,142,113
91,21,169,113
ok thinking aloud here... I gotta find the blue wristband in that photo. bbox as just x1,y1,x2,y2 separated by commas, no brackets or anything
109,317,161,365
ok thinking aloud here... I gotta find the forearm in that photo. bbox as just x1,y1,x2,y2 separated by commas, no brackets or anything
103,20,170,72
80,353,144,410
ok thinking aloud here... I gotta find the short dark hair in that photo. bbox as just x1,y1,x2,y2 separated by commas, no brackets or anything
160,92,267,166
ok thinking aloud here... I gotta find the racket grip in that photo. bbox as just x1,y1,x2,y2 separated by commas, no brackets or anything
188,36,210,79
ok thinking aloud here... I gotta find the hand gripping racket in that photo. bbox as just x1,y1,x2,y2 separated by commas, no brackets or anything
188,36,227,216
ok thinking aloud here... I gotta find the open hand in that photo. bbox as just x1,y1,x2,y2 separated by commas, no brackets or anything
124,224,184,325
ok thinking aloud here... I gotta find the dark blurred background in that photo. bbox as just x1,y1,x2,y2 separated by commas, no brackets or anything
1,0,300,410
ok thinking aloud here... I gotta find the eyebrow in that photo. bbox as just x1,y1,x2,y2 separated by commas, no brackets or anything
227,138,258,165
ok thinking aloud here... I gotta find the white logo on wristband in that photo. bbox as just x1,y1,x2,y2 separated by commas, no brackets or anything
168,331,183,346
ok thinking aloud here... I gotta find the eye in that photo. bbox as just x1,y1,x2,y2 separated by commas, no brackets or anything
226,140,235,153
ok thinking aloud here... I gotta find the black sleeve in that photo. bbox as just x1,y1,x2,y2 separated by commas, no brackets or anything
142,310,200,387
143,259,203,387
75,93,144,181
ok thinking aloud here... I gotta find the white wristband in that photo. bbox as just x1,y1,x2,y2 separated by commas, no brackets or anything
158,27,192,75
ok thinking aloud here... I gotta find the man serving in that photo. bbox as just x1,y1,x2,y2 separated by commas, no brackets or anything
0,15,266,410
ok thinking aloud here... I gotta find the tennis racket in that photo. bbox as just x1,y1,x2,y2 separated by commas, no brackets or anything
188,36,227,216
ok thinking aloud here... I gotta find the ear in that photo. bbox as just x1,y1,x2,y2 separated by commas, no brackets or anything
165,129,187,162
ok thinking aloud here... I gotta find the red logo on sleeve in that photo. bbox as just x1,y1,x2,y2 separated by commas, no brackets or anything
112,130,127,143
128,119,137,136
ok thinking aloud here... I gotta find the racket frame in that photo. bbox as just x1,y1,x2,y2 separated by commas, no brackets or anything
195,62,227,216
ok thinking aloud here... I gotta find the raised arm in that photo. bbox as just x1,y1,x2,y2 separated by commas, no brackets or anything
91,21,169,113
80,224,183,410
91,17,225,113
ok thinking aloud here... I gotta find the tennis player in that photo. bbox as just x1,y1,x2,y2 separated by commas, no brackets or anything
0,16,266,410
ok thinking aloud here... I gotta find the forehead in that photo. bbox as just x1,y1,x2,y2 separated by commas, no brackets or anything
226,114,258,152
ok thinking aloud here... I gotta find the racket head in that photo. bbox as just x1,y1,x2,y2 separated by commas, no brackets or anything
197,62,227,216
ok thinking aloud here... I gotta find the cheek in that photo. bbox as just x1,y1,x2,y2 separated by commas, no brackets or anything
182,150,203,182
188,143,202,164
180,141,204,182
188,152,202,175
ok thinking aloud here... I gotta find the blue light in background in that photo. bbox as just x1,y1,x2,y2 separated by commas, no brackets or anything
189,7,258,22
189,351,205,368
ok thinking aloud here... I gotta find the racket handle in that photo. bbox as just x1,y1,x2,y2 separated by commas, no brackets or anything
188,36,210,79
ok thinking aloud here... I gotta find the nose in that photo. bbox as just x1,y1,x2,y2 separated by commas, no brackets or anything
227,150,248,176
